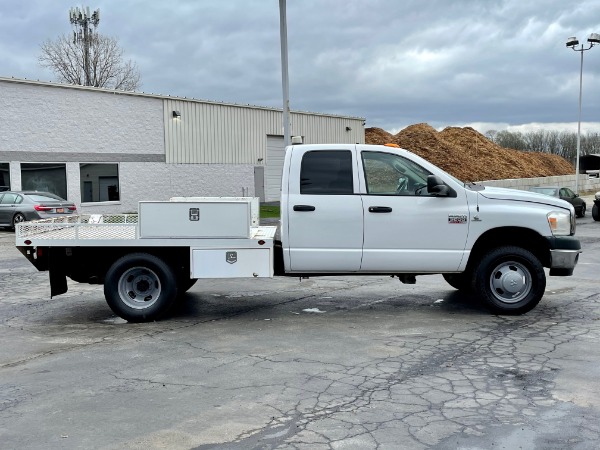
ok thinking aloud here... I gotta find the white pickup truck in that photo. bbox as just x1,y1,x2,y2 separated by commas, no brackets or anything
16,143,581,322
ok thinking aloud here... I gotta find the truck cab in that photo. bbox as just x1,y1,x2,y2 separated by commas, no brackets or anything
279,143,580,314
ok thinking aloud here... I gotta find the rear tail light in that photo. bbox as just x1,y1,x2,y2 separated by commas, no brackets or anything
34,205,53,211
68,206,77,211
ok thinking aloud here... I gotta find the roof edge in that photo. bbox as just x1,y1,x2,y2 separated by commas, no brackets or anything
0,76,365,121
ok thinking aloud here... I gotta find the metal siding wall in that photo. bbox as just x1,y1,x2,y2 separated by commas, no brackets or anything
164,99,364,164
265,136,285,202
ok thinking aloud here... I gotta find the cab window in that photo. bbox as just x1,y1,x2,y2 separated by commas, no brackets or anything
300,151,354,195
362,151,432,196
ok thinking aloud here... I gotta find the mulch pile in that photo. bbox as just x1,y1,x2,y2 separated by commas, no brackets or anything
365,123,574,181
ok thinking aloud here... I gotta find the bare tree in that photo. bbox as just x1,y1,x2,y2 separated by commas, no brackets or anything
490,128,600,162
495,130,527,151
484,130,497,143
39,34,141,91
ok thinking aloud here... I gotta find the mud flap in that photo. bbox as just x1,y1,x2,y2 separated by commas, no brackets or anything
49,248,68,298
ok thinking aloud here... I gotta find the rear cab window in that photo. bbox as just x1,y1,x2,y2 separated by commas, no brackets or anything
300,151,354,195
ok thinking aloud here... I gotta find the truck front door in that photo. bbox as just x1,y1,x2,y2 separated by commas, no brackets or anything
359,150,470,272
284,147,363,272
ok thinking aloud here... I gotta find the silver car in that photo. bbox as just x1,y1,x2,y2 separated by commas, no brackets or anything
0,191,77,230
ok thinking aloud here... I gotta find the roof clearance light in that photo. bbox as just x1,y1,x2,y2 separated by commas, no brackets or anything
384,143,400,148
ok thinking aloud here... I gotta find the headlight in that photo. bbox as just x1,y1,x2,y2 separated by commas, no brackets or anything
547,210,574,236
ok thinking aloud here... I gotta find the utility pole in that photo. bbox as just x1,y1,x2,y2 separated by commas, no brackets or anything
279,0,291,146
69,6,100,86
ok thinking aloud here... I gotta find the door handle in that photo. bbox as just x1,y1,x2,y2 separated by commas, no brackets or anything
293,205,316,212
368,206,392,213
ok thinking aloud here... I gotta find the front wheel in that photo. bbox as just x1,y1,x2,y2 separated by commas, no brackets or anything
472,246,545,315
593,203,600,221
577,204,586,218
104,253,178,322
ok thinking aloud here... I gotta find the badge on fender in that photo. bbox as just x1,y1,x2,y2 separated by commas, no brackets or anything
448,214,467,224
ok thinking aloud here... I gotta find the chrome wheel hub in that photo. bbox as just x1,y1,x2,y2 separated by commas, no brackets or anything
489,261,531,304
118,267,161,309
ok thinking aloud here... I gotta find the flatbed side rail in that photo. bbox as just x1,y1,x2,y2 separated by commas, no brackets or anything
16,214,139,241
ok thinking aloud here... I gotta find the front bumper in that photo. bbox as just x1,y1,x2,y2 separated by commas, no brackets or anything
546,236,581,276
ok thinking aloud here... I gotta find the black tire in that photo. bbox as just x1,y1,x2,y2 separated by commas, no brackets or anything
104,253,178,322
472,246,545,315
443,272,472,292
577,204,586,218
593,204,600,221
12,213,26,230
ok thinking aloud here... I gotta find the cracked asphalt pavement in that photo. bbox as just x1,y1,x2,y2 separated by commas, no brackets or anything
1,216,599,449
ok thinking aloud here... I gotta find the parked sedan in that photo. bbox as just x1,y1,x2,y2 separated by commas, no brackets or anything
529,186,586,217
0,191,77,229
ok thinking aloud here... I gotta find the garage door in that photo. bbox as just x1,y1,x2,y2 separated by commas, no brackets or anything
265,135,285,202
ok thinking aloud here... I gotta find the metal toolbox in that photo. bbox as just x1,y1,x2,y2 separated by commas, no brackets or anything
138,200,251,238
170,197,260,226
191,248,272,278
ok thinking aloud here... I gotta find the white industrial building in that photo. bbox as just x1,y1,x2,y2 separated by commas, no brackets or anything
0,77,364,212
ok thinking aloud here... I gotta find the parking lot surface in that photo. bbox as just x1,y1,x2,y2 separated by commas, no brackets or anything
1,215,600,449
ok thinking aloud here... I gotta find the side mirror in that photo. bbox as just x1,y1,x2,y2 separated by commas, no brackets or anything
427,175,450,197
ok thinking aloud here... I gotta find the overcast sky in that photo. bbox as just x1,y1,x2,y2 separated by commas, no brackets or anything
1,0,600,134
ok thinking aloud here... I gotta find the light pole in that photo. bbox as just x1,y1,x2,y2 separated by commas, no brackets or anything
279,0,291,147
69,6,100,87
566,33,600,194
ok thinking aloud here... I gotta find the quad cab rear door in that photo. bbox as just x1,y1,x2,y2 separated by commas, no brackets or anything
282,145,364,272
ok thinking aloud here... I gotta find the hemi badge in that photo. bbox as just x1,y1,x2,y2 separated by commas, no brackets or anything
448,214,467,224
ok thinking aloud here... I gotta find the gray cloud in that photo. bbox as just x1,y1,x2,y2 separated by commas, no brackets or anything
1,0,599,133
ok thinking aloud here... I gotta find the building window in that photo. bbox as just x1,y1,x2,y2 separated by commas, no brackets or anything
21,163,67,199
300,151,354,195
0,163,10,192
80,163,120,203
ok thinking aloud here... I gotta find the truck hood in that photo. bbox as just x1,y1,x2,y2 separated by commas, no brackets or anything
479,186,572,210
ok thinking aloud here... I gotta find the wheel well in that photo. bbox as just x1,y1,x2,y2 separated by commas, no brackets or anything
58,247,190,284
468,227,551,269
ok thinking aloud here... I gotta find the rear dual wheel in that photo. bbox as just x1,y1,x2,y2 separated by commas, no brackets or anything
443,272,472,292
104,253,178,322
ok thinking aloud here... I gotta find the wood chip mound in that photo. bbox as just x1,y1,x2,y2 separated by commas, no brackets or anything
365,123,574,181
